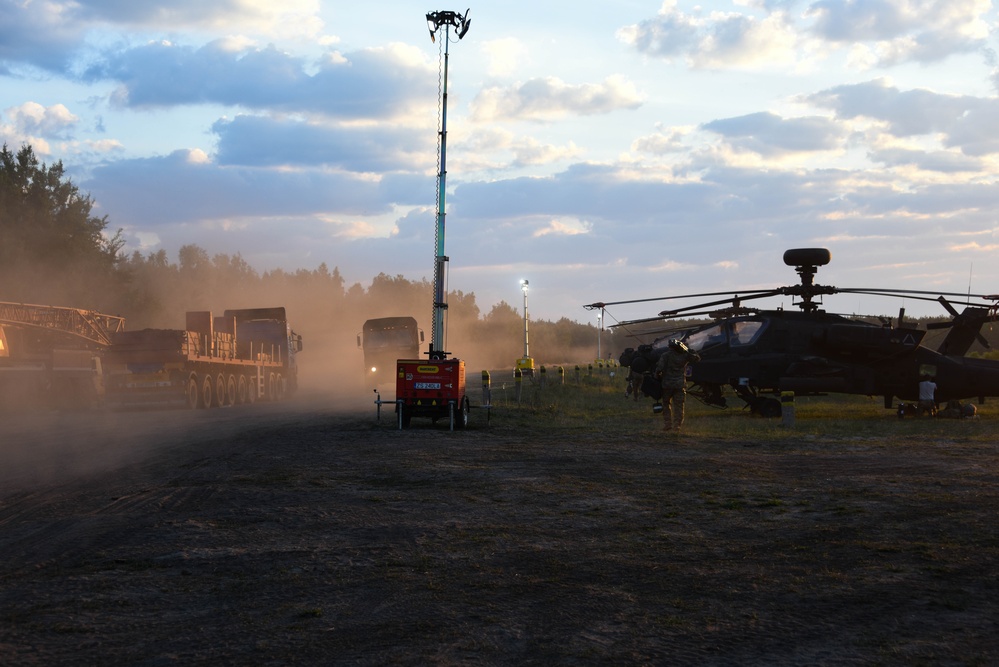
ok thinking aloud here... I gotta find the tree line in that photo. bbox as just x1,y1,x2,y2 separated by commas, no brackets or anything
1,144,623,372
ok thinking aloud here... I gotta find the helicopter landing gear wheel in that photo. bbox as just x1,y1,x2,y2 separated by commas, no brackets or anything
755,397,782,418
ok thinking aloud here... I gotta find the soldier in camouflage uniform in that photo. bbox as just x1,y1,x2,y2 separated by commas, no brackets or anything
654,339,701,432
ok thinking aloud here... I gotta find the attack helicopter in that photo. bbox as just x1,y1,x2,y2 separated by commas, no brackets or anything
586,248,999,417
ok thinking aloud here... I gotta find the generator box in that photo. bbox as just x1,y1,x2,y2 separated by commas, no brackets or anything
395,358,467,428
396,358,465,405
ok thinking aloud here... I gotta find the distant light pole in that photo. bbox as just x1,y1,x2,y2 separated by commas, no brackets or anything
515,279,535,376
521,279,530,359
596,311,602,361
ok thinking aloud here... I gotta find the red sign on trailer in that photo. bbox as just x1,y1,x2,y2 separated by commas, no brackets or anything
395,358,468,429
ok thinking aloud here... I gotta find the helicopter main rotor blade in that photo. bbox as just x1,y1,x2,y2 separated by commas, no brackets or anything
610,315,675,328
837,288,999,307
657,290,783,317
584,288,776,311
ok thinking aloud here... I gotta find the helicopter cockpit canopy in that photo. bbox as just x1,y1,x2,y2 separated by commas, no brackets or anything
681,317,769,353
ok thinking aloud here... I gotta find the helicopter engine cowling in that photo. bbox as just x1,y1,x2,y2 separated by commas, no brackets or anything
819,324,925,355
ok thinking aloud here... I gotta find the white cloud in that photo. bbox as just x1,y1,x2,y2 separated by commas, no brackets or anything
532,217,592,238
619,1,805,70
5,102,79,136
87,40,436,119
808,79,999,155
631,126,693,156
621,0,992,72
74,0,324,38
703,111,845,155
807,0,991,65
470,75,643,122
0,0,326,73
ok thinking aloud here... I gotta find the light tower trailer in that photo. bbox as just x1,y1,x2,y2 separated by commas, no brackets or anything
104,307,302,409
392,9,472,430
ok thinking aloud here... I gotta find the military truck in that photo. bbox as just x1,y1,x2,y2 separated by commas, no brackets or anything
358,316,423,384
104,307,302,409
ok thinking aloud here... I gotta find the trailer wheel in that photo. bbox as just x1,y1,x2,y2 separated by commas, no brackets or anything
246,375,257,404
275,374,285,401
400,405,412,428
454,396,470,430
236,375,247,404
186,377,199,409
215,374,226,407
267,372,276,400
226,375,237,407
200,375,213,409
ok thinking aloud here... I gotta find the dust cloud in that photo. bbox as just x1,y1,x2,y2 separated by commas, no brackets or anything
1,258,616,493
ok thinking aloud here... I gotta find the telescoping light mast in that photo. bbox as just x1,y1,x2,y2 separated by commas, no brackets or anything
425,8,470,360
389,9,472,431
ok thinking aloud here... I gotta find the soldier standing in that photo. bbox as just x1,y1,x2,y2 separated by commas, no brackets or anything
654,339,701,432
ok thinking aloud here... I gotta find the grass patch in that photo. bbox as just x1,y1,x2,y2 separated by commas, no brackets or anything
479,373,998,444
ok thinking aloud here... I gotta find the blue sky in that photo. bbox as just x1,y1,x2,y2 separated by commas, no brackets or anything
2,0,999,326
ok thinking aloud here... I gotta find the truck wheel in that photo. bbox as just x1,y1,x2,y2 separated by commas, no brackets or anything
186,377,199,409
455,397,470,430
275,374,285,401
226,375,237,406
200,375,213,409
245,375,257,404
267,373,276,400
236,376,247,404
215,374,226,408
400,405,412,428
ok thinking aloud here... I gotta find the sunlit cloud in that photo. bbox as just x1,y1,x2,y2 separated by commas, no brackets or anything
470,75,643,122
532,217,592,238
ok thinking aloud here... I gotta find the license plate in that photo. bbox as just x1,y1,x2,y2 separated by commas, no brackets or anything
413,382,441,390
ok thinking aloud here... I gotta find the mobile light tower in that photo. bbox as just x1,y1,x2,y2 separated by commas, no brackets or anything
584,302,606,364
515,279,535,376
393,8,472,430
596,311,602,362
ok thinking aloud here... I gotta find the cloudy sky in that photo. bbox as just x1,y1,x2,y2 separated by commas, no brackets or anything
3,0,999,326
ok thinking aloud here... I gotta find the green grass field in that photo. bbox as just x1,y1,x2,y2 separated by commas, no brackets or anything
482,370,997,444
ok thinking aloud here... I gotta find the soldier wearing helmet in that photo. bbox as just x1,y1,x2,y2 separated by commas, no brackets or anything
654,339,701,433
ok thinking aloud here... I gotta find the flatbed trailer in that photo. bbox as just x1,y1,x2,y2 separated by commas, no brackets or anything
104,308,302,409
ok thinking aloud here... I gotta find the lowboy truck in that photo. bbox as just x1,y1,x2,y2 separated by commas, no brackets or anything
104,307,303,409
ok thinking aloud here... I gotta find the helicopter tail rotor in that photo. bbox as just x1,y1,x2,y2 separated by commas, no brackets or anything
926,296,993,355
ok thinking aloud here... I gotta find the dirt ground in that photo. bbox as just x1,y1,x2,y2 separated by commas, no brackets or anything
1,392,998,666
